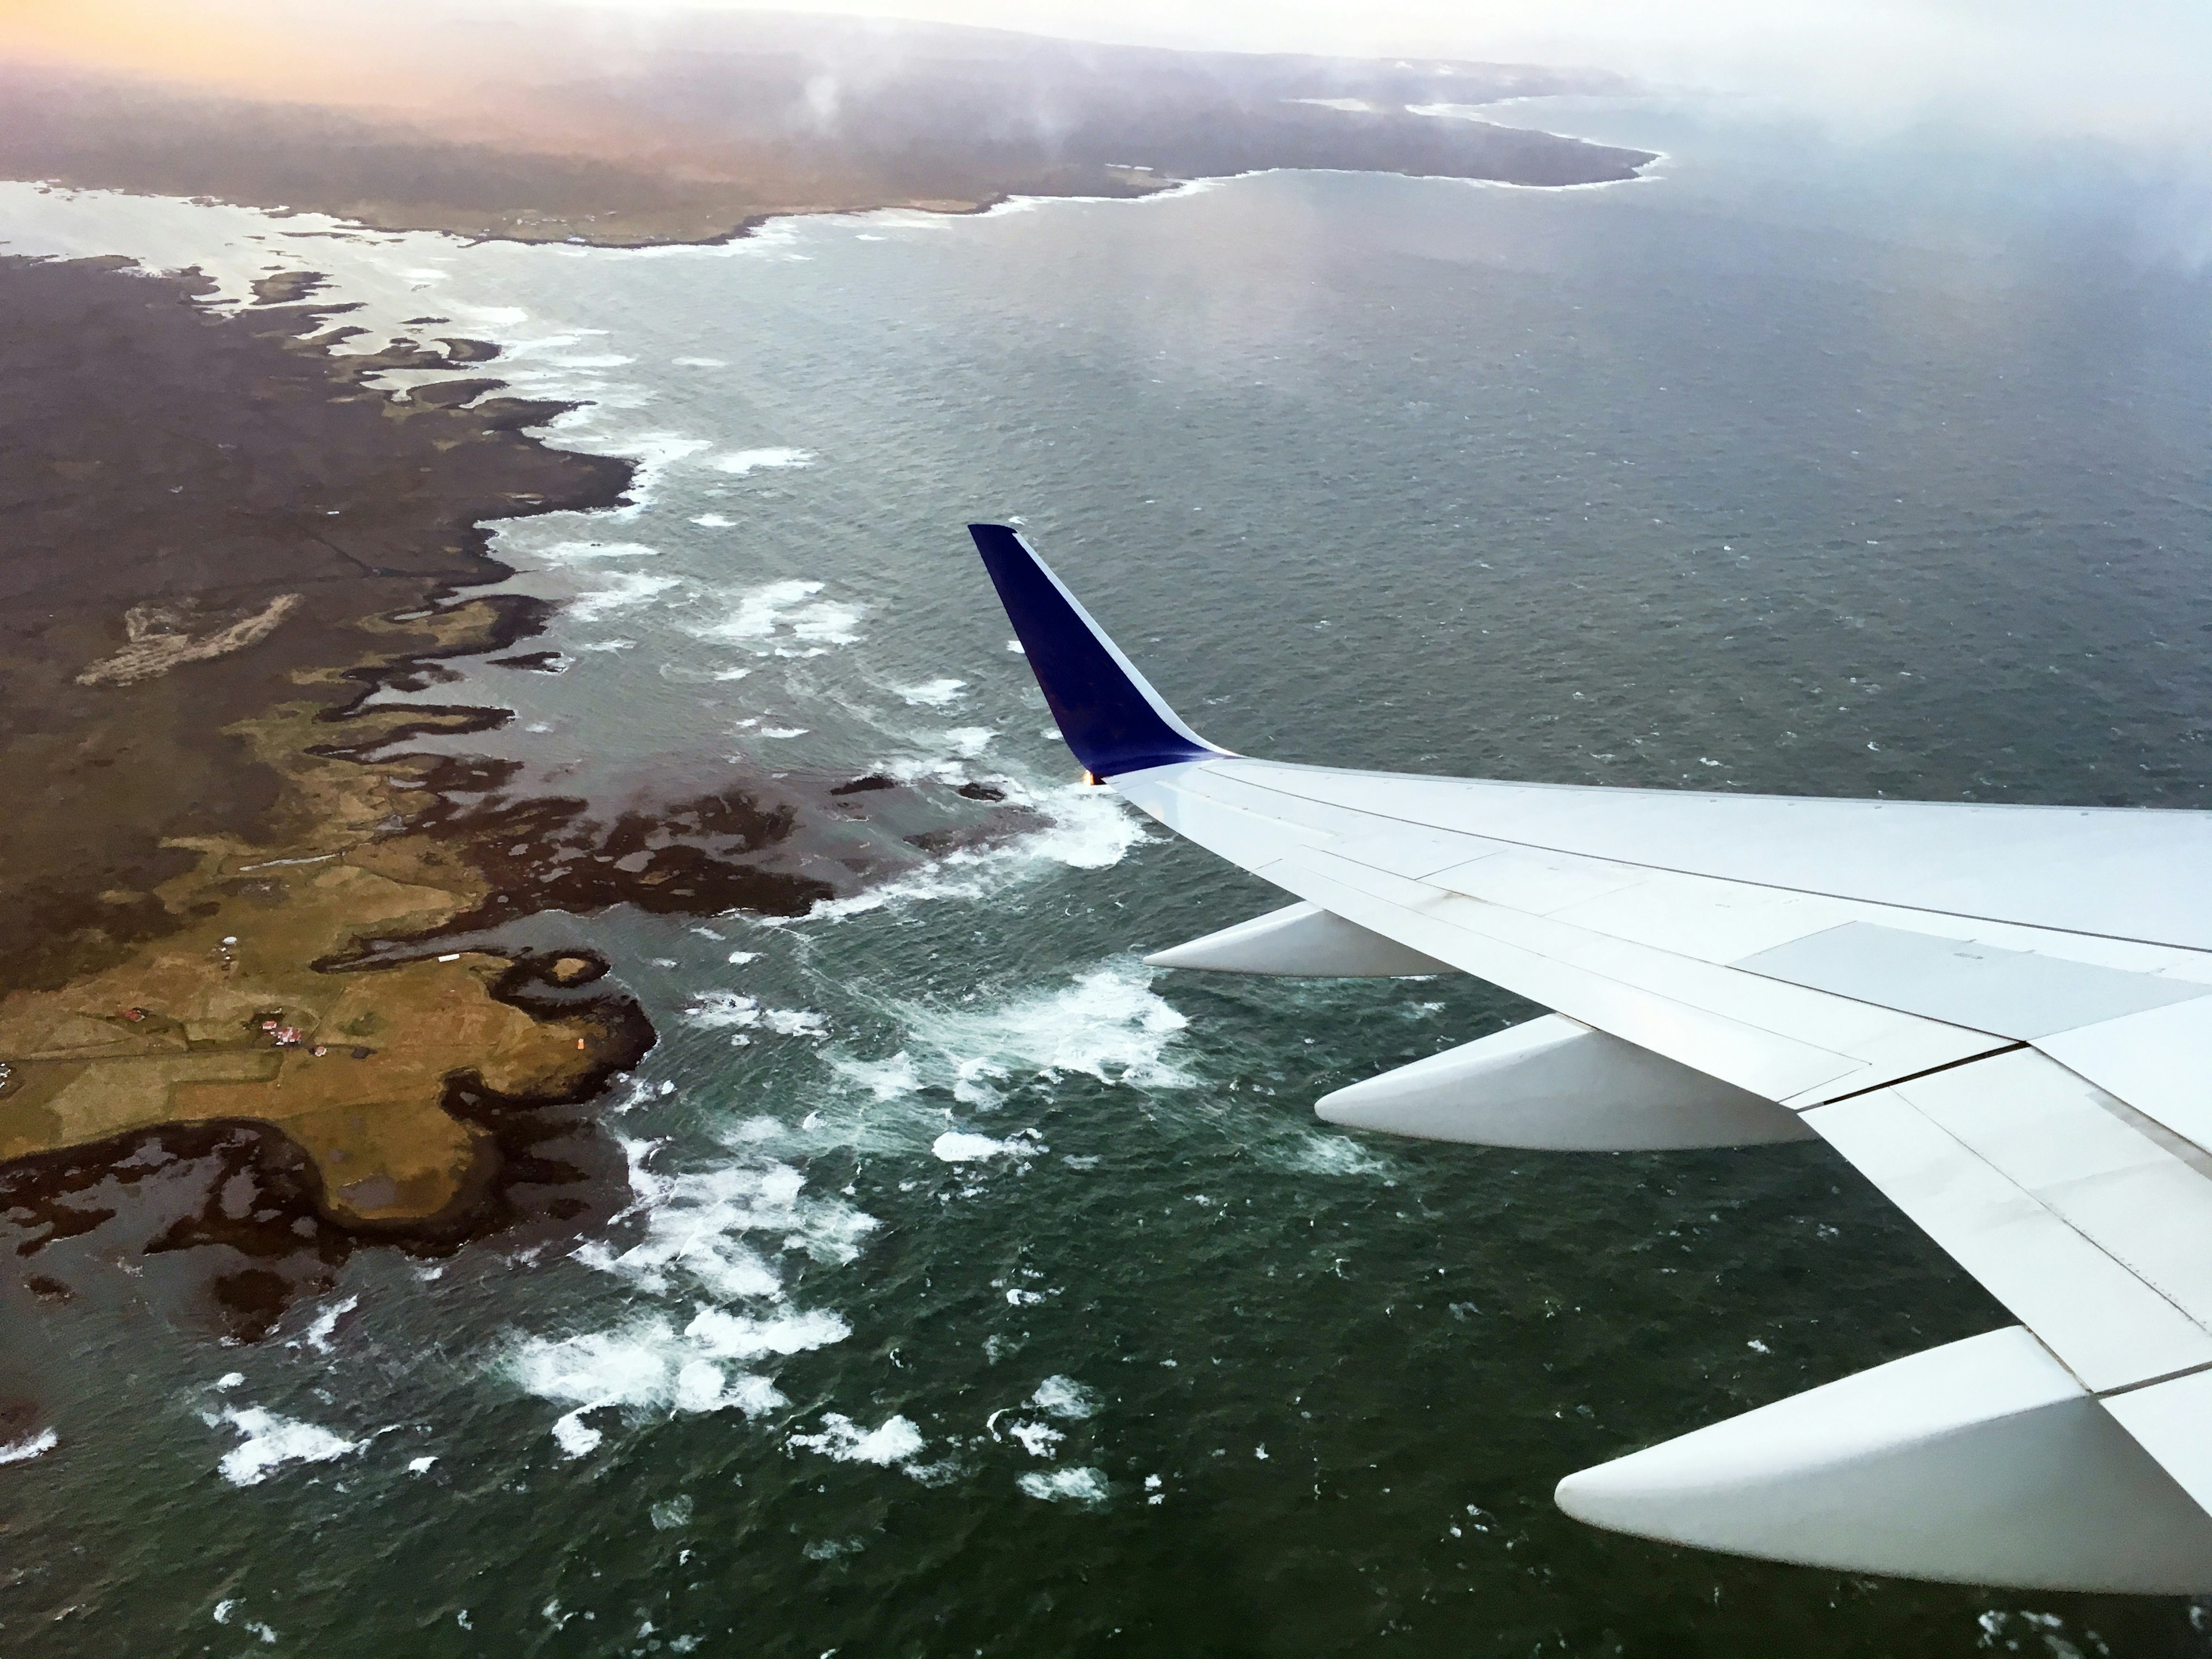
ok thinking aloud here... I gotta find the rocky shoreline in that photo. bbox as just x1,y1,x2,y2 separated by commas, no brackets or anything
0,254,828,1341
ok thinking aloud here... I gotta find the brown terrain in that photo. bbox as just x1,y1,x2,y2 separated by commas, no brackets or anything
0,10,1653,245
0,251,1047,1340
0,254,830,1335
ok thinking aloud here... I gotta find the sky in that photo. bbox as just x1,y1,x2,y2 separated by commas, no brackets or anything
6,0,2209,153
657,0,2212,146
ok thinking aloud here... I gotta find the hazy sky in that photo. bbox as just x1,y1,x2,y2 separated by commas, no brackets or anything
698,0,2212,144
9,0,2209,151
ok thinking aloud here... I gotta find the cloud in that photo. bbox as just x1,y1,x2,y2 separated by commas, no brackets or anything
8,1,2205,156
653,1,2212,149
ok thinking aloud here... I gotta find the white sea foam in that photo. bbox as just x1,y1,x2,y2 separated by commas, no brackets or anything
534,539,661,563
211,1600,280,1643
509,1317,797,1458
684,992,827,1040
673,355,727,367
0,1428,58,1465
1032,1376,1098,1420
1007,1421,1063,1457
931,1131,1041,1164
500,1128,872,1461
456,303,529,331
567,570,684,622
603,431,715,519
896,678,968,707
1273,1131,1391,1179
215,1408,358,1486
789,1412,925,1468
710,447,816,476
296,1294,358,1355
575,1137,876,1298
838,1051,922,1101
1017,1466,1109,1505
937,726,996,759
691,513,734,528
685,1306,851,1359
691,579,863,654
551,1413,604,1458
783,778,1145,926
845,960,1192,1108
763,1007,829,1036
685,991,759,1029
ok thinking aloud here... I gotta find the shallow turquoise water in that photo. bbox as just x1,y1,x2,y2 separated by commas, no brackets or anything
5,99,2212,1658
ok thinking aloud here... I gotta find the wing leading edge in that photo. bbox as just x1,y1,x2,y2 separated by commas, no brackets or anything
969,522,2212,1591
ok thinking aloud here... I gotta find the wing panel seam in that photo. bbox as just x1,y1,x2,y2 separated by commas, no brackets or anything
1203,766,2212,956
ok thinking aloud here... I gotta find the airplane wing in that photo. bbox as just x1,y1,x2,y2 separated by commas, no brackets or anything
970,521,2212,1592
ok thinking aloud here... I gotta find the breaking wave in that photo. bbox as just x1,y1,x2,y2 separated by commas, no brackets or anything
783,777,1148,927
566,569,684,622
1016,1465,1109,1505
690,578,863,654
832,957,1194,1109
503,1131,875,1458
213,1408,358,1487
710,446,816,476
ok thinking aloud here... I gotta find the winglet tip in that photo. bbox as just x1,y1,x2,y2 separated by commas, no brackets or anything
964,521,1222,778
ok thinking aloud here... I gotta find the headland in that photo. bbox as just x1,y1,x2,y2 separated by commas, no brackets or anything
0,14,1656,247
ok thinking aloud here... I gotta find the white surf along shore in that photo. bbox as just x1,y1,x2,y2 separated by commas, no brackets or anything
0,164,1429,1503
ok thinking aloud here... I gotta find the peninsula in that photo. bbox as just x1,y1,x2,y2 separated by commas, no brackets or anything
0,9,1654,246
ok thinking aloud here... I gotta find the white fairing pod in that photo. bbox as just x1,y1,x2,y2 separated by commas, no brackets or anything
1316,1014,1813,1150
1557,1326,2212,1593
1145,902,1456,977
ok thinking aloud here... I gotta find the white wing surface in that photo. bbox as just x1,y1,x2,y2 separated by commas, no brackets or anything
969,524,2212,1590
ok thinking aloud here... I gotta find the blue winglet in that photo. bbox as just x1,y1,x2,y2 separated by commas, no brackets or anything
968,524,1229,778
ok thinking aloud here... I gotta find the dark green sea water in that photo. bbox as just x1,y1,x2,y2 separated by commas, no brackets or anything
6,96,2212,1657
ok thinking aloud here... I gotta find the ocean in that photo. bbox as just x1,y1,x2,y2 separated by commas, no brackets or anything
6,94,2212,1657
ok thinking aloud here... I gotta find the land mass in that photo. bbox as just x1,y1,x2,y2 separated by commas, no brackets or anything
0,12,1654,245
0,10,1656,1349
0,253,1041,1342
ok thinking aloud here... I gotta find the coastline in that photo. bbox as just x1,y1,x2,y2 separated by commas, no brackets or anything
0,243,1046,1342
0,59,1655,251
0,254,805,1331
